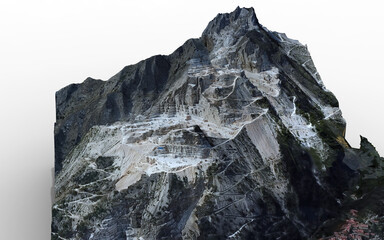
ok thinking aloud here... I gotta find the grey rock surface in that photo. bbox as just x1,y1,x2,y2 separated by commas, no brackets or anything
52,7,384,240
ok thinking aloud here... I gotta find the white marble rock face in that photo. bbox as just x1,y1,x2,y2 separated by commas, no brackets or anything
52,7,384,240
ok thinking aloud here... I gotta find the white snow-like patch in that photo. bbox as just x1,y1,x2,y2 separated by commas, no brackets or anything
268,92,328,158
244,67,329,159
216,67,242,76
125,227,144,240
58,112,266,192
108,116,218,190
144,155,203,175
228,219,254,239
244,68,281,97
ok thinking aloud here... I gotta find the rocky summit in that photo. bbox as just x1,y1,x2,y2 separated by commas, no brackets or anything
52,7,384,240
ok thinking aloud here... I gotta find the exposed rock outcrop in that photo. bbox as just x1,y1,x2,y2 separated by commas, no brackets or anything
52,7,384,240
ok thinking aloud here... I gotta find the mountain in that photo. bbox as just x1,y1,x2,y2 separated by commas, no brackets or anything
52,7,384,240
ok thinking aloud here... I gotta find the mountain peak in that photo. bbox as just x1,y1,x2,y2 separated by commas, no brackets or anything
202,7,259,37
53,7,384,240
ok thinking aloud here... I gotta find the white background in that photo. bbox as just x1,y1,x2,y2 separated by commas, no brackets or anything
0,0,383,239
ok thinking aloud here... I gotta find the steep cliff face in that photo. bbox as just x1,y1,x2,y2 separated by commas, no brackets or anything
52,7,384,240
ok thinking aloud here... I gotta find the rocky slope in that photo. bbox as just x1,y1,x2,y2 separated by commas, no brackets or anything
52,7,384,240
